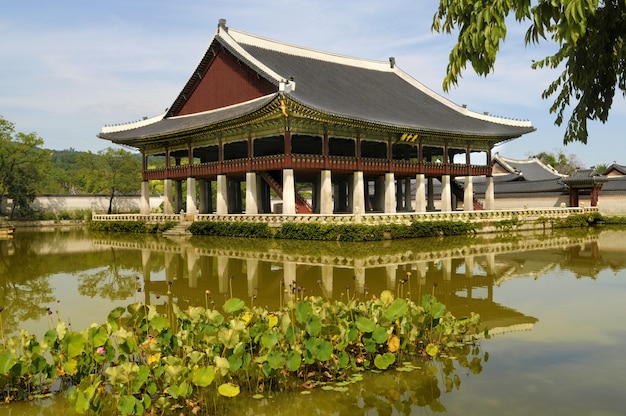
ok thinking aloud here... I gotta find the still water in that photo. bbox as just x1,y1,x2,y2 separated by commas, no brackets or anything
1,226,625,415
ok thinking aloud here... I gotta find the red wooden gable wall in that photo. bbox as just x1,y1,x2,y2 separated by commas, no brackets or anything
174,48,277,116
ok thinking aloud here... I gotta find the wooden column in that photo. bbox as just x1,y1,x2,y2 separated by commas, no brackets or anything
323,131,329,169
284,130,292,167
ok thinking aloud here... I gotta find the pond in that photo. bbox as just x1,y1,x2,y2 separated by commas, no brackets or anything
1,226,625,415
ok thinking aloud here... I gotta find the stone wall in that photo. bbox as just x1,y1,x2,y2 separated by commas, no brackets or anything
1,195,165,215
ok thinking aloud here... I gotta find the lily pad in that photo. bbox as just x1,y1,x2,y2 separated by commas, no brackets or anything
218,383,240,397
374,352,396,370
223,298,245,314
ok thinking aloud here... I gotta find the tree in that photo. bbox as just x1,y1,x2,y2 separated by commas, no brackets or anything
78,147,142,214
432,0,626,144
0,116,49,218
532,149,584,175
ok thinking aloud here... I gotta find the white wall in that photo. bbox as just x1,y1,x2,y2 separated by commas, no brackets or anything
2,195,165,215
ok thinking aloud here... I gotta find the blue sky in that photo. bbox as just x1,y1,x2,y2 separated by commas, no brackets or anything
1,0,624,167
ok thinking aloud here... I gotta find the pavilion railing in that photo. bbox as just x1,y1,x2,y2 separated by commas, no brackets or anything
93,207,600,231
142,154,492,180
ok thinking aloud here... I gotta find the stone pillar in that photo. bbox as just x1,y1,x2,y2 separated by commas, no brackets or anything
485,176,495,210
198,179,207,214
396,178,403,211
320,171,333,214
140,180,150,214
385,264,397,287
485,253,496,275
283,261,297,294
245,171,258,215
163,179,174,214
346,175,354,213
404,178,412,210
441,175,452,212
282,168,296,214
375,177,385,212
427,177,435,211
142,249,151,283
321,264,333,297
464,175,474,211
442,257,452,280
464,255,474,278
164,251,175,282
246,258,259,298
187,249,198,288
175,180,183,213
352,171,365,215
217,255,229,294
415,261,428,286
415,174,426,212
216,174,228,214
186,177,197,215
353,259,365,293
384,172,396,214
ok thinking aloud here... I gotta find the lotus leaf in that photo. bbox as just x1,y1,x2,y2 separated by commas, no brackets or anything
191,366,215,387
426,343,439,357
306,315,322,336
383,298,408,321
268,351,285,370
317,341,333,361
372,326,388,344
87,325,108,348
228,355,243,371
374,352,396,370
223,298,245,314
295,301,313,324
218,328,239,349
0,350,16,375
218,383,240,397
214,356,230,376
286,350,302,371
356,317,376,333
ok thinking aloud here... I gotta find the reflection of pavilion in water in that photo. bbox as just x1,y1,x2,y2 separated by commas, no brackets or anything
92,231,620,336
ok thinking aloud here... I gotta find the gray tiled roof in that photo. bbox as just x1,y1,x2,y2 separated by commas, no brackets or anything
235,43,533,138
100,21,535,144
100,95,276,142
492,154,563,181
602,164,626,176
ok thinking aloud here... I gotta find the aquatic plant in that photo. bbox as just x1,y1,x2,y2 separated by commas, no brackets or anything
0,291,483,415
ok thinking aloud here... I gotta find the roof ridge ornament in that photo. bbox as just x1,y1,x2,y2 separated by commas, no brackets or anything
218,18,228,33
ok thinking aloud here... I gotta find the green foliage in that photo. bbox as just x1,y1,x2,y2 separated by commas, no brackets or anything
432,0,626,144
533,150,584,175
551,212,603,228
600,215,626,224
88,221,177,233
0,293,484,414
493,216,520,231
188,221,273,238
189,220,476,241
0,115,49,218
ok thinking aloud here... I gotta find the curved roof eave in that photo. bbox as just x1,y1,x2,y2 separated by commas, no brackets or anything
97,94,279,146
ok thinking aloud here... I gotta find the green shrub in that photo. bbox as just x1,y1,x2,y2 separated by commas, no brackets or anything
190,220,476,241
552,213,604,228
88,221,177,233
189,221,273,238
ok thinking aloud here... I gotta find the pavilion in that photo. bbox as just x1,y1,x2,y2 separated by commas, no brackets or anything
98,19,535,216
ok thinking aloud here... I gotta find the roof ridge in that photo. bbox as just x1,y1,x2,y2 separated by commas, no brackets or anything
216,24,286,85
225,26,393,72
